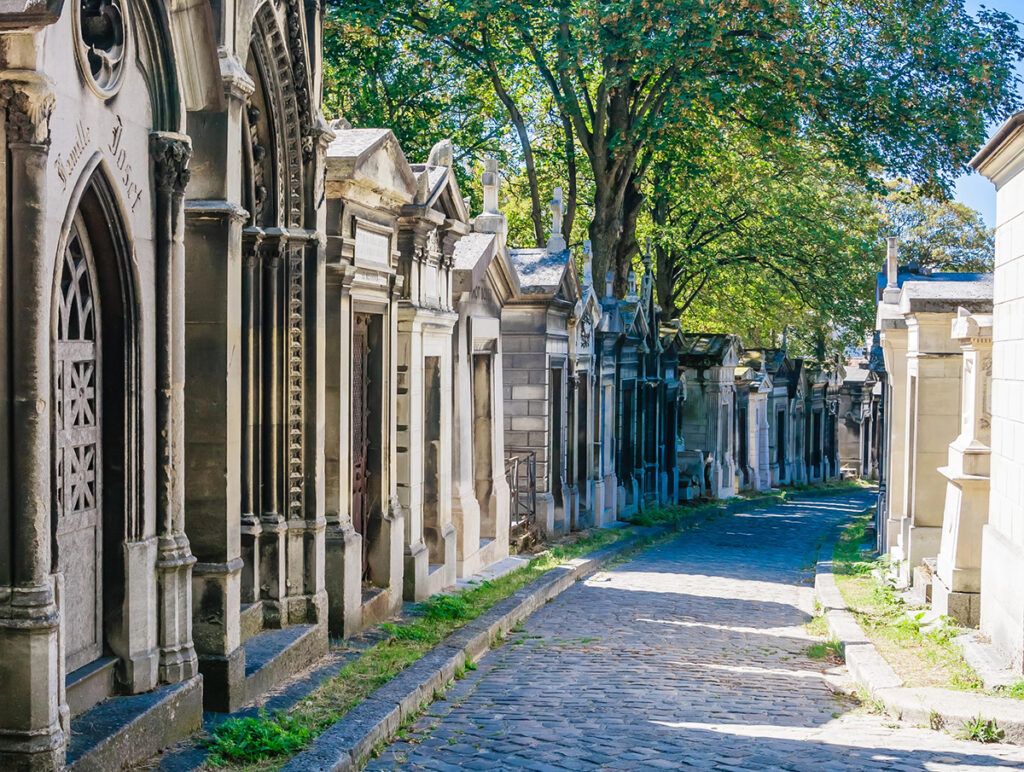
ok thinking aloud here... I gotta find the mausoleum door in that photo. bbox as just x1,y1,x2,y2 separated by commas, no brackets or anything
54,215,104,673
352,314,371,577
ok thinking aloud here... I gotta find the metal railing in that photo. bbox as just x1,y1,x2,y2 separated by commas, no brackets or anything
505,449,537,546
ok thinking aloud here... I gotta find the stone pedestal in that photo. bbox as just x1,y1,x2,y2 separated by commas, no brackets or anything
934,311,992,627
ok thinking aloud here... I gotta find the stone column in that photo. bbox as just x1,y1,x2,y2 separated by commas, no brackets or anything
151,132,198,686
934,311,993,625
239,229,263,607
183,56,252,712
0,78,66,771
903,314,963,588
259,233,287,627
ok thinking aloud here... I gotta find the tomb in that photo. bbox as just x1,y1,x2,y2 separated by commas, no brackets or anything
395,140,466,600
677,334,743,499
450,158,516,574
323,126,410,636
502,189,581,535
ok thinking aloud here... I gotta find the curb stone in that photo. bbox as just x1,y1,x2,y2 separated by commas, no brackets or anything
283,490,831,771
814,528,1024,744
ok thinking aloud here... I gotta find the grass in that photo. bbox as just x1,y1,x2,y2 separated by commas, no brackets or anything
1002,681,1024,700
806,639,844,664
205,485,869,769
832,512,982,691
959,716,1005,743
203,524,638,769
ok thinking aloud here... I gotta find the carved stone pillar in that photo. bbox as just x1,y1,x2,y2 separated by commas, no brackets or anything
259,233,287,628
0,77,66,771
934,311,993,626
151,132,198,686
239,228,263,607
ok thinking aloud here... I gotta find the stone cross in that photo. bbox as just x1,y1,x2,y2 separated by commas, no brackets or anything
547,186,567,252
482,156,500,214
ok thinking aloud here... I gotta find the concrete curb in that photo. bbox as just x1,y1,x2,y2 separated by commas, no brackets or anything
814,537,1024,744
283,490,869,771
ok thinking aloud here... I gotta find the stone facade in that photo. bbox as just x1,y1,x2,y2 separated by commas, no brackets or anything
502,192,580,536
323,127,408,637
451,159,515,576
838,342,884,480
876,253,993,588
971,113,1024,670
677,334,742,499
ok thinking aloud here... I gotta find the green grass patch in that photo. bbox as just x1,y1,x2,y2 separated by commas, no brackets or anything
832,512,982,692
959,715,1005,743
1001,681,1024,700
203,521,646,769
806,639,844,663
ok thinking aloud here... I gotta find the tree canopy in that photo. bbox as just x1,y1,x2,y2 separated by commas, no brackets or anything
322,0,1020,357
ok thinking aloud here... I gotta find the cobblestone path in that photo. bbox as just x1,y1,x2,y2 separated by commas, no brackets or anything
368,492,1024,770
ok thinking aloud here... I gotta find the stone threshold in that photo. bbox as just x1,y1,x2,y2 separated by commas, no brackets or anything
815,540,1024,745
67,675,202,770
281,488,864,771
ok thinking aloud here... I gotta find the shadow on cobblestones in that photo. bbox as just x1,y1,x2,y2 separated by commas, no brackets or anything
366,493,1024,770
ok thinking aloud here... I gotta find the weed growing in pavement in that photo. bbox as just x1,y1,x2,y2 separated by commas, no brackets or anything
205,711,313,767
959,716,1005,743
806,639,844,663
1002,681,1024,700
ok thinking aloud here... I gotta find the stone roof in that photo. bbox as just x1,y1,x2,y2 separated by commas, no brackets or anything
509,248,568,293
326,128,391,159
452,233,495,270
742,348,788,375
677,333,740,367
899,273,993,313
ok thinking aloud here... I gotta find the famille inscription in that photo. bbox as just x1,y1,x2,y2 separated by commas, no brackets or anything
53,115,144,211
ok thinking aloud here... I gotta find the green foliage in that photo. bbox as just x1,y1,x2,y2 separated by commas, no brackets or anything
879,180,994,273
205,711,314,766
1002,681,1024,700
959,716,1005,743
806,640,844,663
418,594,472,623
328,0,1023,299
832,515,984,691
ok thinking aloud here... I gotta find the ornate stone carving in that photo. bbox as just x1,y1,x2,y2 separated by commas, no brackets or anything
284,0,314,161
0,81,55,146
74,0,130,99
246,104,268,221
150,133,192,194
286,244,305,520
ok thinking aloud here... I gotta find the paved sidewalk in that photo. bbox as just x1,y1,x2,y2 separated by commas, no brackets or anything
367,492,1024,770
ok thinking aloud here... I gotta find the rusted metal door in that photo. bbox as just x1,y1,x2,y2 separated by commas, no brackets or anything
351,313,370,577
54,216,104,672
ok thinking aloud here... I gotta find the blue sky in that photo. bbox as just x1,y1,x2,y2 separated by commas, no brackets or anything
953,0,1024,226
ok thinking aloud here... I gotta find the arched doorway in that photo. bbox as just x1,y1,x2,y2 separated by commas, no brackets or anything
52,172,136,713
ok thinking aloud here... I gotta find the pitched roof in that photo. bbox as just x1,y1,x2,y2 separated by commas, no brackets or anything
509,247,568,293
677,333,740,366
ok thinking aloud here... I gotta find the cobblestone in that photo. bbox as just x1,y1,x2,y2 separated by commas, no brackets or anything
366,493,1024,770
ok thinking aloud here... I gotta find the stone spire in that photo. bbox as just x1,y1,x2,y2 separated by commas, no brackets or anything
547,186,567,253
582,240,594,290
883,236,902,303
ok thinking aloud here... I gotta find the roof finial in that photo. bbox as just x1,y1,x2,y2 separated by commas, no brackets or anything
547,187,567,253
583,240,594,289
482,157,500,214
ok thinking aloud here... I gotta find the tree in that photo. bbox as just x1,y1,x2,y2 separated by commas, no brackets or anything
879,181,994,273
332,0,1024,296
646,122,880,359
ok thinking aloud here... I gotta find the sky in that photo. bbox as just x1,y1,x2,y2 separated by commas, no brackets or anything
953,0,1024,226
